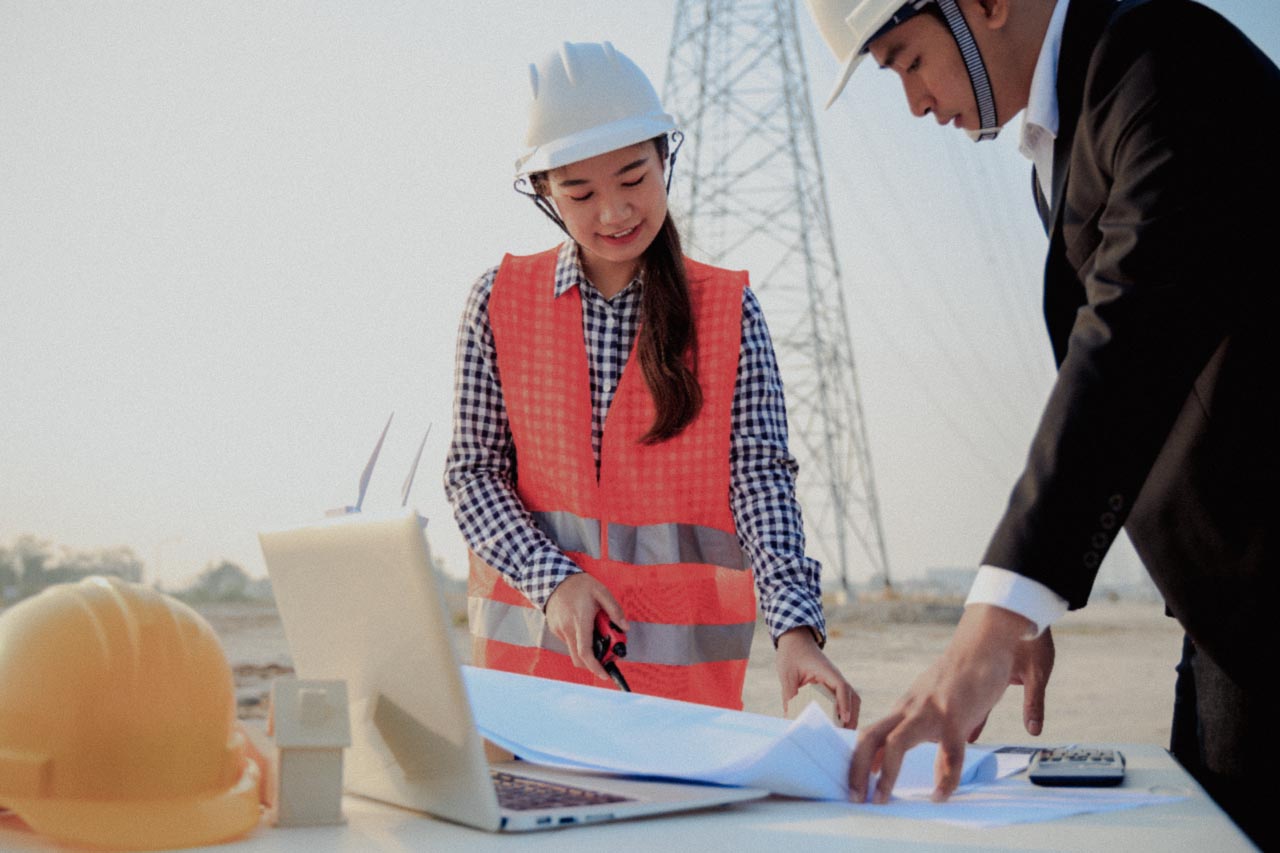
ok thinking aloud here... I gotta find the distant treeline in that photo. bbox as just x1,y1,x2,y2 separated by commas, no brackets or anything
0,535,271,606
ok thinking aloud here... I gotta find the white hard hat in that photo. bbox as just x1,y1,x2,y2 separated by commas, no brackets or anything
515,41,676,177
806,0,1000,141
806,0,933,108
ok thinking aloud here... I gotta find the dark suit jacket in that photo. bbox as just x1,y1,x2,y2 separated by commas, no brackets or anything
982,0,1280,690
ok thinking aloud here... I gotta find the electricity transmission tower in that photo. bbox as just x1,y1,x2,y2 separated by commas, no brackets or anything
663,0,892,592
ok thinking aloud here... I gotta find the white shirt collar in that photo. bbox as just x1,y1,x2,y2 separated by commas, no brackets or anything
1019,0,1071,201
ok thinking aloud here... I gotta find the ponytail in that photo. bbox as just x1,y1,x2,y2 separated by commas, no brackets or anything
637,204,701,444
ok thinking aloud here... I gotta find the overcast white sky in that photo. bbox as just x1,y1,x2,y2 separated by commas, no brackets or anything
2,1,1275,590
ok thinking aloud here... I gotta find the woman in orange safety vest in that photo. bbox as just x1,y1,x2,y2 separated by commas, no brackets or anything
445,41,858,721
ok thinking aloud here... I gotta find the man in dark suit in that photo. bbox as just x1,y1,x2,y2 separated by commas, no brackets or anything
808,0,1278,844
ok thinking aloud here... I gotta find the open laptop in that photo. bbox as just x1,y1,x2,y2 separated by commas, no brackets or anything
258,510,766,832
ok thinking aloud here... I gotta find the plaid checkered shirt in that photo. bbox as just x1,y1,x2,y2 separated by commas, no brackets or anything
444,242,826,643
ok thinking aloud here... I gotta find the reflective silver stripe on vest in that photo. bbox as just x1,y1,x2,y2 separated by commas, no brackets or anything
531,511,602,559
468,596,571,657
469,598,754,666
531,510,747,571
607,522,747,570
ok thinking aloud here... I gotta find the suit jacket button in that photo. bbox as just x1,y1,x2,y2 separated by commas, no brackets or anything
1091,532,1109,549
1083,551,1100,569
1100,512,1116,530
1109,494,1124,511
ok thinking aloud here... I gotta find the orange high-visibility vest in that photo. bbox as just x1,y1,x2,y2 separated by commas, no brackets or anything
468,246,756,710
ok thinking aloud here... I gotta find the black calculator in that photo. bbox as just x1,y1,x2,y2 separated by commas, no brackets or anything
1028,747,1126,787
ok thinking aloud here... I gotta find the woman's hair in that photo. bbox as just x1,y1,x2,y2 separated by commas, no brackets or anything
533,135,702,444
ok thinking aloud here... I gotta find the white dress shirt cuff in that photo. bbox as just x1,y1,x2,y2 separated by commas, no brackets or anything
965,566,1069,637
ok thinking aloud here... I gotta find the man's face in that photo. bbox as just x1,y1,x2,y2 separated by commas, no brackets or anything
868,11,981,131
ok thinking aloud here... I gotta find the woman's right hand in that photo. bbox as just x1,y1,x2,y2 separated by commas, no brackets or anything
545,573,628,681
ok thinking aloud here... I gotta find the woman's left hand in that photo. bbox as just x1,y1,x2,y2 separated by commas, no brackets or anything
775,626,860,729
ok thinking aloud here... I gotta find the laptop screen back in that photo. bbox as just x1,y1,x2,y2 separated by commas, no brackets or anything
259,511,502,830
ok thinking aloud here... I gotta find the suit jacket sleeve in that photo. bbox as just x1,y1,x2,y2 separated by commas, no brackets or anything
982,3,1271,607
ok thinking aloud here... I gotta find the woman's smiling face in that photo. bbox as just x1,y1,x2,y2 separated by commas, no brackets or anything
545,140,667,294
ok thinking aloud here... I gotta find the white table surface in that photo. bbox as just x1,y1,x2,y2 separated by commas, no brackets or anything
0,744,1255,852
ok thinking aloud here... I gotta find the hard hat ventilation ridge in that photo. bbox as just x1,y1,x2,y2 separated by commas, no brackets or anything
515,41,676,177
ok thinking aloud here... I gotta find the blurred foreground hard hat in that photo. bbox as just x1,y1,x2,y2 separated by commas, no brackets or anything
0,576,261,850
515,41,675,177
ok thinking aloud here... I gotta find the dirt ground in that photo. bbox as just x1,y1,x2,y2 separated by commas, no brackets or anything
740,596,1184,747
207,596,1184,748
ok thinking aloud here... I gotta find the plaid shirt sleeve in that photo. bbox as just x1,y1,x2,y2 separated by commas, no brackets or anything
442,267,582,610
731,288,828,645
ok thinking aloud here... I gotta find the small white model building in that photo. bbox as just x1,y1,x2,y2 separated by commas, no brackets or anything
268,677,351,827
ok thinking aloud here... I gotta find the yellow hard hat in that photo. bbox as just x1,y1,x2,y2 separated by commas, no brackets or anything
0,576,261,850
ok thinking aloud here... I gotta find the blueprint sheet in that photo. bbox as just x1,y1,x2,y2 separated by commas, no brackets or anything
462,666,998,800
463,667,1186,826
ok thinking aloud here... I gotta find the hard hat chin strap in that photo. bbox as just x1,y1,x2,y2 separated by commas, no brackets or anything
934,0,1000,142
514,176,570,235
665,130,685,194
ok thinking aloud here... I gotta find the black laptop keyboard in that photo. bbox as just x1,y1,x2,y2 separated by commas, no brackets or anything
491,770,633,811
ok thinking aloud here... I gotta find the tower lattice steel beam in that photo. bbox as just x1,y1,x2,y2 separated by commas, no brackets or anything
664,0,892,591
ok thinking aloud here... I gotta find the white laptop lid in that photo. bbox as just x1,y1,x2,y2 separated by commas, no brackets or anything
259,510,504,831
